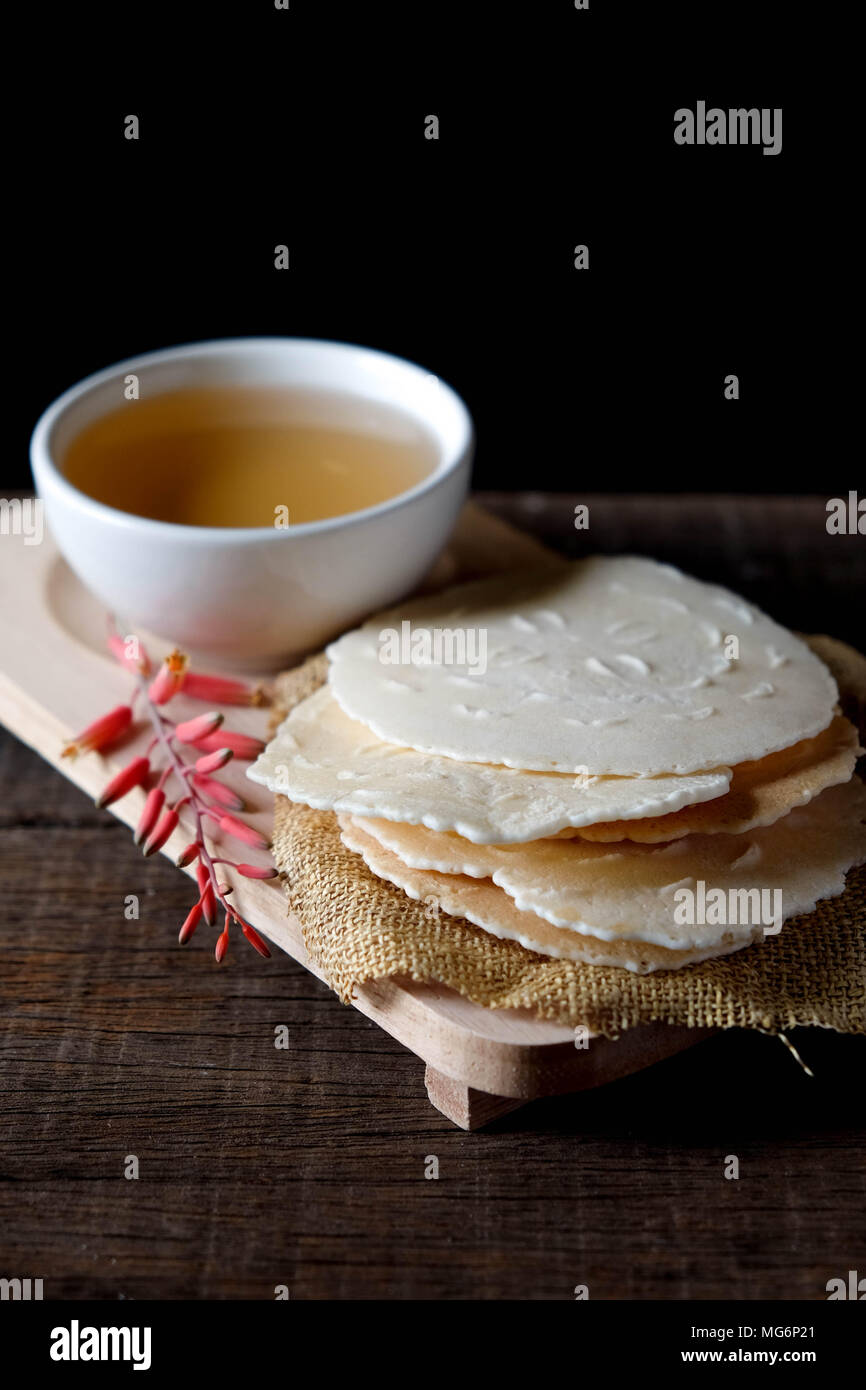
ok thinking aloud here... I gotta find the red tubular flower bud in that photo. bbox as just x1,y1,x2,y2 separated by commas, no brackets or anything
174,711,224,744
175,840,201,868
62,704,133,759
181,672,265,706
235,863,279,879
95,756,150,809
194,747,234,775
107,630,152,676
148,649,188,706
178,901,203,945
218,814,270,850
143,806,179,857
196,862,217,926
192,730,265,760
191,775,245,812
135,787,165,846
215,928,229,963
241,923,271,958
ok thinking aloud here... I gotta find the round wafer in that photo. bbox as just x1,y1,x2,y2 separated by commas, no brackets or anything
338,817,762,972
348,777,866,950
327,557,838,776
249,685,733,844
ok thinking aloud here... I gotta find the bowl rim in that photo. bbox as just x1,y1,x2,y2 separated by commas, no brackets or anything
29,336,474,543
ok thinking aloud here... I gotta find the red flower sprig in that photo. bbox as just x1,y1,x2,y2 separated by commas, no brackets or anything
61,623,277,962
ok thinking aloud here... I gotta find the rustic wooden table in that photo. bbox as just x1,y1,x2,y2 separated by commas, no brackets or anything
1,493,864,1300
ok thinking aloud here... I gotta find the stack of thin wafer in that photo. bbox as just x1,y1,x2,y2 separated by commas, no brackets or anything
250,557,866,973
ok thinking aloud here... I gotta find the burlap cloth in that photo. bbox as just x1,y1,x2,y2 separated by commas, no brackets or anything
269,638,866,1039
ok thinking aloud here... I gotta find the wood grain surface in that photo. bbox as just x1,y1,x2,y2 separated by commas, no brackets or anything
1,493,864,1300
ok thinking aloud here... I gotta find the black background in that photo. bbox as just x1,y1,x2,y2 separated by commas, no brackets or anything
13,2,848,494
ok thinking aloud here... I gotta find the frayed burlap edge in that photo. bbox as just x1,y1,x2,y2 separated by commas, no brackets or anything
268,647,866,1040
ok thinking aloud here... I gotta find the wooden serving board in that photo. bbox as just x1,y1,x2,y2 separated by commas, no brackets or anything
0,502,712,1128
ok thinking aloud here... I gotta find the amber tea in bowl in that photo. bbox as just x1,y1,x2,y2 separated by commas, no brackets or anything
30,338,473,668
62,385,440,529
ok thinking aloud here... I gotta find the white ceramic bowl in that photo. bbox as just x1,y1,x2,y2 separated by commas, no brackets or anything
30,338,473,669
